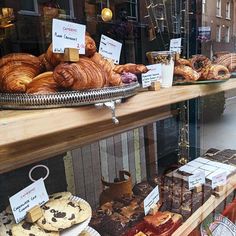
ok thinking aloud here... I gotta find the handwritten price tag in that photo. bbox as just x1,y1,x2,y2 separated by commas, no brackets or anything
188,171,205,190
169,38,182,53
141,64,162,88
52,19,86,54
99,34,122,64
144,186,159,215
9,178,49,223
211,171,227,189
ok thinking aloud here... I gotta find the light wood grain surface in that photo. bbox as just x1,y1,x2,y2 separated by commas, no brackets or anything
1,79,236,173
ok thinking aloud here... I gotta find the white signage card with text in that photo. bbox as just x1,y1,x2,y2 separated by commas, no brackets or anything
144,185,160,215
52,19,86,54
99,34,122,64
169,38,182,53
188,171,205,190
211,171,227,189
9,178,49,223
141,64,162,88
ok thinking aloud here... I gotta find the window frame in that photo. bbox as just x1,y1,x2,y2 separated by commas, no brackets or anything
216,0,222,17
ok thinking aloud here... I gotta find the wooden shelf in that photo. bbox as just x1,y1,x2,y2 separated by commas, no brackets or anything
172,174,236,236
1,79,236,173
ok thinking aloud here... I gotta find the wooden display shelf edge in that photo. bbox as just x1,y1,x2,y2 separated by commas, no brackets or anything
1,79,236,173
172,174,236,236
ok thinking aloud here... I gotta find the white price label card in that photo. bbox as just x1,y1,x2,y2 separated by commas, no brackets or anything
99,34,122,64
144,186,159,215
9,178,49,223
188,171,205,190
52,19,86,54
169,38,182,53
210,171,227,189
141,64,162,88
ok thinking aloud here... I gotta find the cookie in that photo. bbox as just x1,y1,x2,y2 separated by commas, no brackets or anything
0,210,15,236
37,199,92,231
49,192,72,201
12,221,59,236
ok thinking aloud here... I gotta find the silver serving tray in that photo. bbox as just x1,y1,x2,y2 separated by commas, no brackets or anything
0,82,140,109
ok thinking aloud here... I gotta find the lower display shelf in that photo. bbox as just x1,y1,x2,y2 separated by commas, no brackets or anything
172,174,236,236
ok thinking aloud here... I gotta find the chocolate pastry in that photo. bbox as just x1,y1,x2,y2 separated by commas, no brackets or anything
190,54,211,73
132,181,153,199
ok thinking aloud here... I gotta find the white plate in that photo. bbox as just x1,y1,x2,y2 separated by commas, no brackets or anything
83,226,101,236
61,196,92,236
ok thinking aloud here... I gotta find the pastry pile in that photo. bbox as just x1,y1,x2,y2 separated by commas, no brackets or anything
174,54,231,82
0,192,92,236
0,34,147,94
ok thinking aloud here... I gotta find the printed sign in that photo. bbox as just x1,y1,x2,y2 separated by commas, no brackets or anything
188,171,205,190
9,178,49,223
99,34,122,64
52,19,86,54
144,186,160,215
141,64,162,88
169,38,182,53
197,26,211,42
211,172,227,189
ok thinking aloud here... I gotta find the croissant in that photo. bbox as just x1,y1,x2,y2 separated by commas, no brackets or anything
45,43,64,69
0,53,43,93
53,57,106,90
90,52,122,86
174,65,200,81
85,34,97,57
175,58,191,67
113,63,148,74
26,72,59,94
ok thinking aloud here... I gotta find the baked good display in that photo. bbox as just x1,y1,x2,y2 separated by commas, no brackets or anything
11,221,59,236
37,198,92,232
160,170,212,220
174,54,230,83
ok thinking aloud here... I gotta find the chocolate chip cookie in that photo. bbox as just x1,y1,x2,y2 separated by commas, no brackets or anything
0,210,15,236
37,199,92,231
12,221,59,236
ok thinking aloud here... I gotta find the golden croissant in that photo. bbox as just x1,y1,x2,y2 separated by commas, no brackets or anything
0,53,43,93
53,57,106,90
26,72,59,94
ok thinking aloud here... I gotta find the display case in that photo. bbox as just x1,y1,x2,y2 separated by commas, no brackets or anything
0,1,235,236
